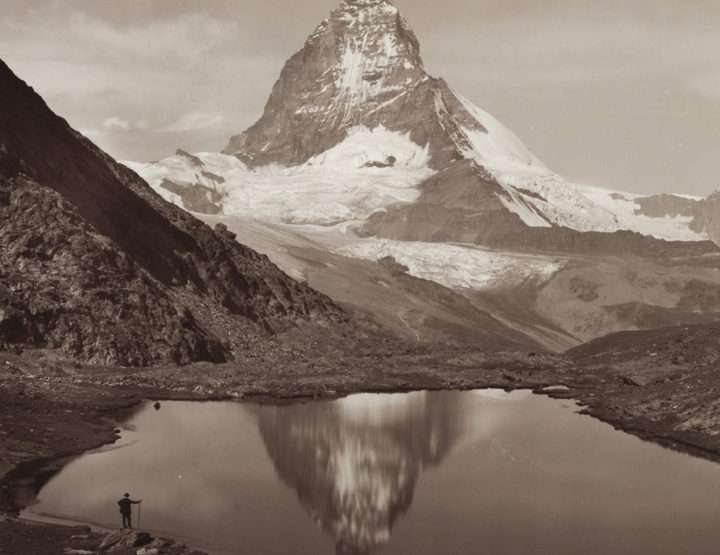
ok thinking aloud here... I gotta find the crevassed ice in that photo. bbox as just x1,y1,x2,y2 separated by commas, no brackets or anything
332,239,565,290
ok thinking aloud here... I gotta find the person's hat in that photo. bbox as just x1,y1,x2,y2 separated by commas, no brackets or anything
124,493,130,497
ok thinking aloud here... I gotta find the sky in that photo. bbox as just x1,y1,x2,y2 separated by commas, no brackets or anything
1,0,719,196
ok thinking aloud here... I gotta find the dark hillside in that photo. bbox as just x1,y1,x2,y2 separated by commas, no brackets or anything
0,58,345,365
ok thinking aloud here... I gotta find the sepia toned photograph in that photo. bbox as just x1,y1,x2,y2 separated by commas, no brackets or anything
1,0,719,553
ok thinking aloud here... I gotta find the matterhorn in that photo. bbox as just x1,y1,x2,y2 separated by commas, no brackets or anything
127,0,720,351
226,0,538,173
223,0,622,233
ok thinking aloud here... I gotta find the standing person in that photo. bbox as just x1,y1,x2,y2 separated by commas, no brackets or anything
117,493,142,529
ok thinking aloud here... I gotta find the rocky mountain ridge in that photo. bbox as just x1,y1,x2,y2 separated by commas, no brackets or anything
0,58,345,365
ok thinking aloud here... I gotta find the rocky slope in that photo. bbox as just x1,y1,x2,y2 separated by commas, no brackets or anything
566,321,720,458
0,58,345,366
197,216,555,351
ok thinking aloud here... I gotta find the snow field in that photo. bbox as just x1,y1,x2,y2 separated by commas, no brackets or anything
124,125,434,226
575,184,708,242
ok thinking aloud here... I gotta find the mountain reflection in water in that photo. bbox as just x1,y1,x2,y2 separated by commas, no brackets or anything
25,391,720,555
257,392,463,554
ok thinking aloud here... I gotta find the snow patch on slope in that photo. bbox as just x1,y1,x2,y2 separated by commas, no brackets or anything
497,191,552,228
333,239,565,290
324,1,418,126
575,184,708,242
454,93,546,177
304,125,430,169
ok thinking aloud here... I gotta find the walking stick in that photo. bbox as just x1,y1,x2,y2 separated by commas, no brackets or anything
138,501,142,530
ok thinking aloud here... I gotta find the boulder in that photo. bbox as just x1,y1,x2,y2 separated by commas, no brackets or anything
621,374,654,387
97,529,152,552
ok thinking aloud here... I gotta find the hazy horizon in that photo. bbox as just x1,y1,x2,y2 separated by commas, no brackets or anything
1,0,719,196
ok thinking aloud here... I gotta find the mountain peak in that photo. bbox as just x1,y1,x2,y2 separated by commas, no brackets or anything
223,0,552,179
223,0,434,166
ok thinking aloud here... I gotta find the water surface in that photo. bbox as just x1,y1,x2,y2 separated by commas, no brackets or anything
24,390,720,554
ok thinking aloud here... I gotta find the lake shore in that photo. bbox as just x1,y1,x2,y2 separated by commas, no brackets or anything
1,339,719,553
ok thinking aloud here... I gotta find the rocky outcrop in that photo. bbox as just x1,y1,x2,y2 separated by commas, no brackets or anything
634,192,720,246
689,191,720,245
633,194,699,219
159,179,224,214
96,529,204,554
0,58,346,365
97,530,153,552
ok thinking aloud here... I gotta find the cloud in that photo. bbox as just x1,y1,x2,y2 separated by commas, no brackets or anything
102,116,150,132
102,116,131,131
70,12,238,66
0,7,239,68
159,112,226,133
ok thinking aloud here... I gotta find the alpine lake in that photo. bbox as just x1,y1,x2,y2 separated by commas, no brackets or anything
22,390,720,555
